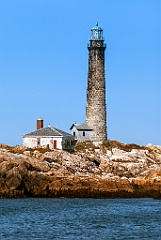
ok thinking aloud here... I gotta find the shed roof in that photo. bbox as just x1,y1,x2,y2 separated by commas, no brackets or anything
23,125,74,138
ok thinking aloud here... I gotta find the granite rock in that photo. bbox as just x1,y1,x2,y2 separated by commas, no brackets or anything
0,141,161,198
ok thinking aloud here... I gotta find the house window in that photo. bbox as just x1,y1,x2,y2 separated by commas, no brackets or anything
73,132,75,136
83,131,85,136
37,138,40,145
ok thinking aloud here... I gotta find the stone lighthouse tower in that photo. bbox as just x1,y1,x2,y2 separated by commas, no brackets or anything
86,23,107,141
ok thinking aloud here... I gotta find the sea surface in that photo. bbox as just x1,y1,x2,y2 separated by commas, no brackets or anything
0,198,161,240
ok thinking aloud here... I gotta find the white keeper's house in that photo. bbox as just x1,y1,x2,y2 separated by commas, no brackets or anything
23,119,76,151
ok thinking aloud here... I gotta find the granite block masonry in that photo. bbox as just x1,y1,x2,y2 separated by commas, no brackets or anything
86,23,107,141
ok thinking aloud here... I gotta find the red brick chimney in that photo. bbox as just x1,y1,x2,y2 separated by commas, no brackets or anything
37,119,43,130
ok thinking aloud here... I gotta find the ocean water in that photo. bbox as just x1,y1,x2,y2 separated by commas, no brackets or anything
0,198,161,240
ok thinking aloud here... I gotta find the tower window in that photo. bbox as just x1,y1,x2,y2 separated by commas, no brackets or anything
73,132,75,136
83,131,85,136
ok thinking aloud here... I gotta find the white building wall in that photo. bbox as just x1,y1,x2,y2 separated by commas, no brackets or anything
77,130,92,142
23,136,63,149
71,126,78,138
70,126,92,142
23,137,37,148
40,137,62,149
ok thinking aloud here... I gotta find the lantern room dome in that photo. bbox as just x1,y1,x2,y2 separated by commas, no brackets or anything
91,22,103,31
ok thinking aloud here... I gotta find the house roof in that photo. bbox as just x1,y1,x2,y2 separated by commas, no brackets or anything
23,125,74,138
70,123,93,131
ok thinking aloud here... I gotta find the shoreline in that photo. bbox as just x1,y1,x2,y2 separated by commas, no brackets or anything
0,177,161,199
1,141,161,199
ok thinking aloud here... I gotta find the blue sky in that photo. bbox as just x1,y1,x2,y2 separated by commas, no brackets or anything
0,0,160,146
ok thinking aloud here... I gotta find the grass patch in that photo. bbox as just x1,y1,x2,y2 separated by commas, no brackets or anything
74,141,97,152
0,144,51,155
102,140,148,152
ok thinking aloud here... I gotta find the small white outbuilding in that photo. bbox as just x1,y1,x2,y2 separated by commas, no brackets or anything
70,122,93,142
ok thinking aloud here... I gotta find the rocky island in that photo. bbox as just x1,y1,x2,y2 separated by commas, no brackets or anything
0,140,161,199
